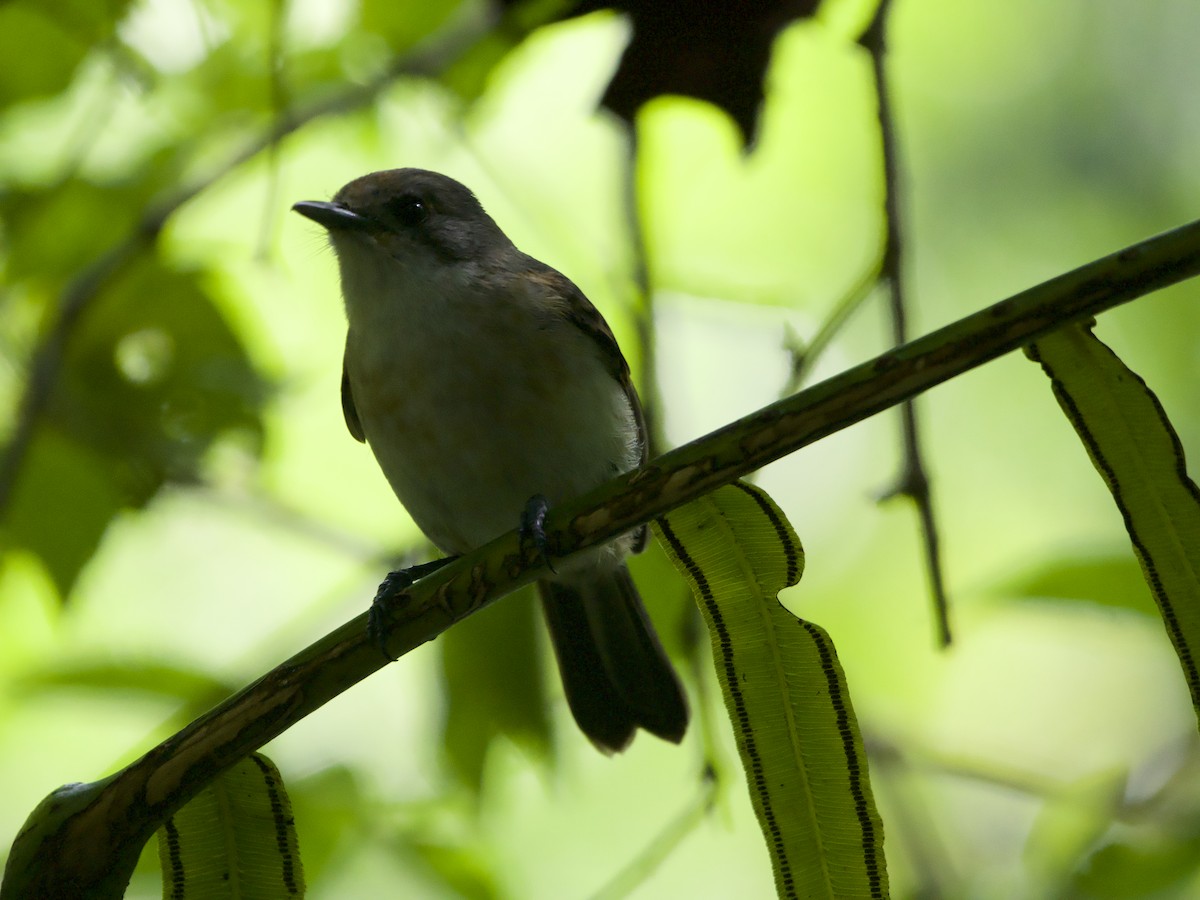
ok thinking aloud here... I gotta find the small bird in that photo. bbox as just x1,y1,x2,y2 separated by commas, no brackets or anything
293,169,688,752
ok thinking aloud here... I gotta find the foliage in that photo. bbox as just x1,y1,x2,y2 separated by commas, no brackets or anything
2,0,1200,898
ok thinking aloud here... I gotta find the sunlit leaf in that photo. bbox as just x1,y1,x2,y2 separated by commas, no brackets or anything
1028,323,1200,724
654,480,888,900
158,753,306,899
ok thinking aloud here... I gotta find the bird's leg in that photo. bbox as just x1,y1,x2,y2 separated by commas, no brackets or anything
520,493,557,574
368,556,458,660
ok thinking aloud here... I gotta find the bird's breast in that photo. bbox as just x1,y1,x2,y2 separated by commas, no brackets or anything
343,283,638,554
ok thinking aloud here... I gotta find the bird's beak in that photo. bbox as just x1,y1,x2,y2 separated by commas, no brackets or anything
292,201,374,232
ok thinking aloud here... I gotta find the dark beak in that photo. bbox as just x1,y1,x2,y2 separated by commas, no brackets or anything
292,201,374,232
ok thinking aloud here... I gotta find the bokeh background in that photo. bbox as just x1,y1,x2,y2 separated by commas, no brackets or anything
2,0,1200,897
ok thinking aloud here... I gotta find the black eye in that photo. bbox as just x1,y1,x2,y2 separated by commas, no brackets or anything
388,194,427,227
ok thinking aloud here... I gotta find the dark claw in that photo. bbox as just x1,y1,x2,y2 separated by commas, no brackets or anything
367,557,457,660
520,493,557,574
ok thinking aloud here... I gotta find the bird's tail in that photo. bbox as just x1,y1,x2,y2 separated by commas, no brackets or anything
538,564,688,753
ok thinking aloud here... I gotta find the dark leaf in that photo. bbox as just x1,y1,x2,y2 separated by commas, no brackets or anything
439,585,550,789
569,0,822,145
50,258,266,503
3,258,266,597
2,428,123,596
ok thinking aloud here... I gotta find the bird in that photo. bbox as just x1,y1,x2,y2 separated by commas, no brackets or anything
293,168,688,752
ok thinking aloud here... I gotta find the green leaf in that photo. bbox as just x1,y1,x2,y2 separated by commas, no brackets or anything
439,584,550,789
158,753,306,899
1070,835,1200,899
0,257,267,595
51,258,265,495
409,840,500,900
1,427,123,596
1,180,133,284
15,656,235,706
653,481,888,900
0,5,89,105
1028,323,1200,724
277,767,364,887
358,0,466,53
1001,552,1157,616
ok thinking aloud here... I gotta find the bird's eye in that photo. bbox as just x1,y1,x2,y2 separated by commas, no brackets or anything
388,194,427,227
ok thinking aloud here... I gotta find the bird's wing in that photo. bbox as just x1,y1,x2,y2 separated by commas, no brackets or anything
525,264,650,552
341,344,366,443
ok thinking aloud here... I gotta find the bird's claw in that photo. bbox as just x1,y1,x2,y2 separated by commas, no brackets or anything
520,493,557,574
367,557,456,660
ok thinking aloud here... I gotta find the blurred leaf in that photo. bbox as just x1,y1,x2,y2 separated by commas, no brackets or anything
286,767,366,886
1066,743,1200,897
52,258,266,497
158,752,306,898
2,257,266,596
15,657,236,706
1024,768,1128,890
439,584,550,789
1002,553,1157,616
654,480,888,900
359,0,467,52
0,5,90,105
1,170,180,286
1028,323,1200,725
1071,836,1200,899
628,537,701,662
410,840,500,900
2,427,123,596
55,0,135,42
437,0,572,101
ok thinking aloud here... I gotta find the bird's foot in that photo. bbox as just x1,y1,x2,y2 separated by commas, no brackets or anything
367,557,457,660
520,493,557,574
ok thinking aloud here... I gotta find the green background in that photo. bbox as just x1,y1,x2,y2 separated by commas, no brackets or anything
2,0,1199,896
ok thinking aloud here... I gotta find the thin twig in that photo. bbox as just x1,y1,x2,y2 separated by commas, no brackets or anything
860,0,952,647
7,215,1199,899
0,14,493,520
783,251,883,395
623,137,668,458
590,768,717,900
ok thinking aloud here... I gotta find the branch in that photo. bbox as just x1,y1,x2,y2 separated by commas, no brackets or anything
5,217,1200,898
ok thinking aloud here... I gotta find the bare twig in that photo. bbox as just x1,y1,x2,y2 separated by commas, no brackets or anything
860,0,952,647
6,215,1199,899
783,253,882,394
623,138,668,458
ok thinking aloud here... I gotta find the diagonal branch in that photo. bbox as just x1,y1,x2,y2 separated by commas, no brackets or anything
5,217,1200,899
860,0,953,647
